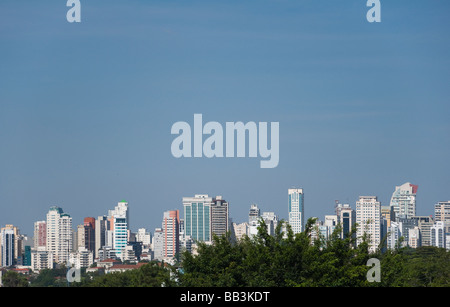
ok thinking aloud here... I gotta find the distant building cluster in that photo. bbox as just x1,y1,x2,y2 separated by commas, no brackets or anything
1,182,449,279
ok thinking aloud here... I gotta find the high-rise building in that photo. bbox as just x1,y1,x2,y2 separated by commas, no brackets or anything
390,182,418,219
1,228,14,267
288,188,304,234
83,217,95,253
76,224,85,250
249,204,260,225
69,247,94,269
434,201,450,230
261,212,278,236
162,210,180,259
231,222,249,241
95,216,109,259
387,221,401,250
46,206,73,264
108,201,129,227
411,216,433,247
356,196,381,253
31,250,54,272
153,228,164,260
23,245,32,266
113,216,128,260
248,204,260,237
183,195,212,243
210,196,229,238
136,228,151,248
398,217,418,248
324,215,338,236
381,206,395,228
34,221,47,251
336,204,356,239
311,216,338,243
408,227,421,248
1,225,22,265
108,201,129,260
431,221,446,248
310,219,327,243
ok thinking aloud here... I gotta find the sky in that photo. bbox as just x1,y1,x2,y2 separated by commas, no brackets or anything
1,0,449,237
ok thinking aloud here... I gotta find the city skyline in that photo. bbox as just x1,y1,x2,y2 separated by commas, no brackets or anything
1,1,449,241
0,181,446,241
1,183,449,272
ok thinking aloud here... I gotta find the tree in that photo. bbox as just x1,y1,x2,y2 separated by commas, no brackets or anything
85,262,175,287
2,271,29,287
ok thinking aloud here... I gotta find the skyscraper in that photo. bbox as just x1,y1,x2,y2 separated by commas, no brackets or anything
136,228,151,248
183,195,212,243
248,204,260,237
1,228,14,267
95,216,109,259
108,201,129,228
411,216,433,247
434,201,450,229
356,196,381,253
408,227,421,248
211,196,229,238
34,221,47,251
387,221,401,250
336,203,356,239
162,210,180,259
431,221,446,248
1,225,22,265
46,206,73,264
113,216,128,260
108,201,129,260
153,228,164,260
83,217,95,253
381,206,395,228
288,188,304,234
390,182,418,219
261,212,278,236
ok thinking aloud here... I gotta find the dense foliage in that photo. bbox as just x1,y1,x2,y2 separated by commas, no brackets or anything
1,270,29,287
178,218,450,287
81,262,176,287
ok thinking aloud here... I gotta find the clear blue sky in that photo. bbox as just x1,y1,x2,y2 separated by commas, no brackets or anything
1,0,449,236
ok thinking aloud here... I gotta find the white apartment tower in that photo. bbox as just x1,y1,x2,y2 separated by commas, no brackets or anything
153,228,164,260
390,182,418,219
248,204,261,237
356,196,381,253
46,206,73,264
261,212,278,236
136,228,151,248
288,188,304,234
431,221,446,248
